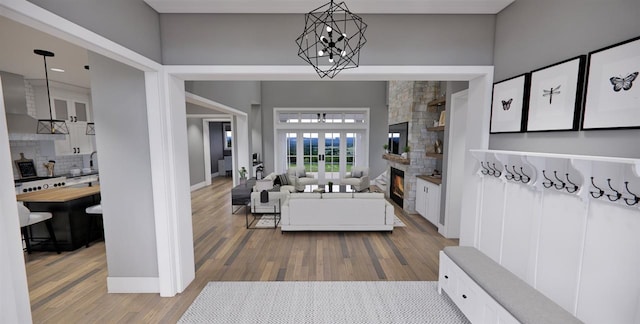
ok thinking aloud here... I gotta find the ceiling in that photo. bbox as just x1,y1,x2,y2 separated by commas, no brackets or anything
144,0,514,14
0,16,90,88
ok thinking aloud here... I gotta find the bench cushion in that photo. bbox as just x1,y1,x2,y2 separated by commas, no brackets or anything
443,246,582,324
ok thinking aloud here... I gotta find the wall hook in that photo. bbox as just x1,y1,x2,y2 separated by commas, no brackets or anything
519,167,531,184
504,164,515,180
509,165,521,181
565,173,578,193
480,162,490,175
542,170,554,188
590,177,604,198
606,178,622,202
623,181,640,206
492,163,502,177
553,171,566,190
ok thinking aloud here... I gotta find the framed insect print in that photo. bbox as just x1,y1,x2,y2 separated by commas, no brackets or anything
490,73,530,133
583,36,640,130
526,55,586,132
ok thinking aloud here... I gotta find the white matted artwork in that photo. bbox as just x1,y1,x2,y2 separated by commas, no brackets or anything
490,74,530,133
583,36,640,130
527,55,586,132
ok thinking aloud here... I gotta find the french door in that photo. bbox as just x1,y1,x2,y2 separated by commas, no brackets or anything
285,131,362,184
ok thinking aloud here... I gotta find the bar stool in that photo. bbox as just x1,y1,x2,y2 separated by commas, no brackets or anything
17,203,60,254
85,204,103,247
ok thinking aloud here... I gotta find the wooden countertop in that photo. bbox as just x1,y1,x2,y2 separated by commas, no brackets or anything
417,174,442,185
17,185,100,203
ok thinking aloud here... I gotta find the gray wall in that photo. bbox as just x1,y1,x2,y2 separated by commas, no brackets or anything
88,51,158,277
209,122,224,173
261,81,388,178
160,14,495,65
185,81,261,113
186,118,205,185
491,0,640,158
28,0,162,63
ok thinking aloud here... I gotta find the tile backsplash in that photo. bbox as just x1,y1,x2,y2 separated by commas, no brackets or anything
10,141,86,179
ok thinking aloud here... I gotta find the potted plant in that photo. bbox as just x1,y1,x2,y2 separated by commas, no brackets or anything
401,146,410,159
327,181,334,192
238,167,248,184
383,143,389,154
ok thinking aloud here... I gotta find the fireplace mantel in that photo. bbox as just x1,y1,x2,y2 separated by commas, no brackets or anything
382,153,409,165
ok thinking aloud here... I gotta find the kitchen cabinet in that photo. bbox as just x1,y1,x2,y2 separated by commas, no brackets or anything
32,81,95,155
416,176,441,226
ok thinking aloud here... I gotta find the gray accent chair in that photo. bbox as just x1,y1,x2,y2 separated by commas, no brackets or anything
341,166,370,192
287,166,318,192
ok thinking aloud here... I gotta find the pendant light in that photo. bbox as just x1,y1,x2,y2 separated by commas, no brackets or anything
83,65,96,135
34,49,69,135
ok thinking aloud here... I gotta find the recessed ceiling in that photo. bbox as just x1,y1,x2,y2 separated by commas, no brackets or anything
0,16,90,88
144,0,515,14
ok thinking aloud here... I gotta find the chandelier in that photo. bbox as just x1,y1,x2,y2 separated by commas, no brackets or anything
296,0,367,79
34,49,69,135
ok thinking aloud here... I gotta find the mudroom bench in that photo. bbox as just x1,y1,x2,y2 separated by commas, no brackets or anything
438,246,583,324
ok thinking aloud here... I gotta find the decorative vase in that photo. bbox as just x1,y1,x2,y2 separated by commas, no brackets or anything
401,152,408,159
240,177,247,185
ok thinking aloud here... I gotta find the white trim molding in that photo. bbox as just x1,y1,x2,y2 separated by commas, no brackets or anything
107,277,160,294
190,181,207,192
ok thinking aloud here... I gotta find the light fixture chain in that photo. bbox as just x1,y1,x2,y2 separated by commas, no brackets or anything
43,55,54,121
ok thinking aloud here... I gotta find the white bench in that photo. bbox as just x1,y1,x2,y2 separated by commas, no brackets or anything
439,246,583,324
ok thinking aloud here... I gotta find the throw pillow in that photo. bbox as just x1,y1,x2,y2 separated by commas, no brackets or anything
297,169,306,178
273,176,281,186
352,170,363,178
278,174,291,185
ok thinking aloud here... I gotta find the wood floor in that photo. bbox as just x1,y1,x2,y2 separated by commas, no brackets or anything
25,177,458,323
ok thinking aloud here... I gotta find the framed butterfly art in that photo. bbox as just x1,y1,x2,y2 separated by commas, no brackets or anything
583,35,640,130
490,73,531,133
526,55,586,132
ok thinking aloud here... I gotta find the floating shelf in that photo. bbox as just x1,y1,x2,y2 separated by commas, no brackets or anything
427,126,445,132
427,98,446,108
382,153,410,165
426,153,444,159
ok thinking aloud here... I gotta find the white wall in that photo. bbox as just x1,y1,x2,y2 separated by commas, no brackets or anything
186,117,205,185
88,52,159,279
490,0,640,158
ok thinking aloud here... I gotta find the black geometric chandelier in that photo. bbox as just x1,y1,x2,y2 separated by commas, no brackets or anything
295,0,367,79
34,49,69,135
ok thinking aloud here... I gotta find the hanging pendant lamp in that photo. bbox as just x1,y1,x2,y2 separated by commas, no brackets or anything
34,49,69,135
296,0,367,79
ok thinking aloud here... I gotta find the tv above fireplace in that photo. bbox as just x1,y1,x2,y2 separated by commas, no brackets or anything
388,122,408,155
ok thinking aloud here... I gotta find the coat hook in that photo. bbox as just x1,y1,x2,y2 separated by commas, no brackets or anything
623,181,640,206
492,163,502,177
504,164,515,180
542,170,554,188
565,173,578,193
519,166,531,184
480,162,490,175
590,177,604,198
553,171,566,190
485,162,496,176
606,178,622,202
510,165,522,181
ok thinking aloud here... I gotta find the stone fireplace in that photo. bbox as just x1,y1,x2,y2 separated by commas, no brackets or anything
385,81,442,212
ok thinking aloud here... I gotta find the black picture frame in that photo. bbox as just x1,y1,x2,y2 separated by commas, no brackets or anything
526,55,586,132
582,35,640,130
490,73,531,134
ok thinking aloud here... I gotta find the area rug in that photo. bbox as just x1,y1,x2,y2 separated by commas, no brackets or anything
178,281,469,324
253,215,406,228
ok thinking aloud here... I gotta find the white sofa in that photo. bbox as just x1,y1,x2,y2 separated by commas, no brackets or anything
280,192,395,232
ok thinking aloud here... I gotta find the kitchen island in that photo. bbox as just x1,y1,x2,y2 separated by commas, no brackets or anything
17,186,101,251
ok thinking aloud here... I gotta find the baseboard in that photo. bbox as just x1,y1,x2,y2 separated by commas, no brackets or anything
211,172,219,178
107,277,159,293
190,181,207,192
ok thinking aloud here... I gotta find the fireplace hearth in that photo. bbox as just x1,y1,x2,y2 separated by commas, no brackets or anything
390,167,404,208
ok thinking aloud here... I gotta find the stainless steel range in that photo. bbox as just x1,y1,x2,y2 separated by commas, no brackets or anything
15,177,67,195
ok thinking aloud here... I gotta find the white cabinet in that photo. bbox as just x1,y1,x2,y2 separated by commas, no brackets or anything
415,177,441,226
32,81,95,156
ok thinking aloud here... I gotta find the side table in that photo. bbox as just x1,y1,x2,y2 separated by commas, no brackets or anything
246,198,281,229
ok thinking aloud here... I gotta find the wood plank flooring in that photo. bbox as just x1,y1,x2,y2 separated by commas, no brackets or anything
25,177,458,323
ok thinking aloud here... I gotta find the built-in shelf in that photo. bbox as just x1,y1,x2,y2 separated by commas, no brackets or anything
427,126,445,132
426,153,444,159
427,98,446,108
383,153,410,165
